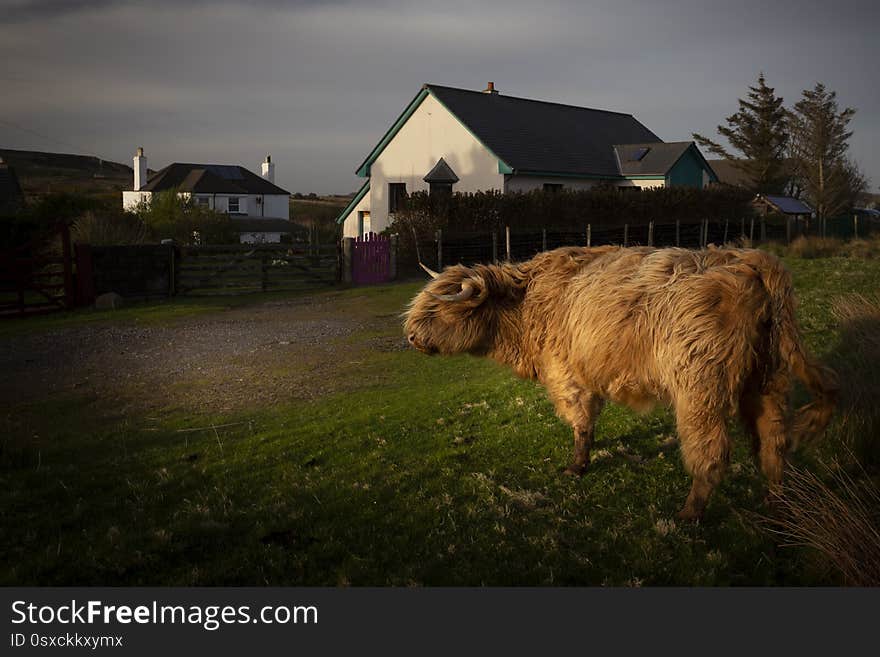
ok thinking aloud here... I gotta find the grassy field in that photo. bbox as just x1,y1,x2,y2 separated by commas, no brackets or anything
2,256,879,586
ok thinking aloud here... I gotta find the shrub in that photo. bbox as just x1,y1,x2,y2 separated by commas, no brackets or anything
132,190,238,245
72,211,148,245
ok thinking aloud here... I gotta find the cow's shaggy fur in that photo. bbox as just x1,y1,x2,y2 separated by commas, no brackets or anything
404,246,838,520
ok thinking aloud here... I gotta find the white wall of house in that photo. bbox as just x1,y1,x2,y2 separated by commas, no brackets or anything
619,178,666,189
366,93,505,234
122,190,152,210
342,192,372,238
125,191,289,219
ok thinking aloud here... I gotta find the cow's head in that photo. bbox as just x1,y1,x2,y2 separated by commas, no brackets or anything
404,262,526,355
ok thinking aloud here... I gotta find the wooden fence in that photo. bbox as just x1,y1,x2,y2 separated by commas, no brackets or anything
0,223,75,318
176,244,338,296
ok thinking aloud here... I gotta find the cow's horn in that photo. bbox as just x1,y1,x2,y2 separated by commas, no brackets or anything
419,262,440,279
430,281,475,302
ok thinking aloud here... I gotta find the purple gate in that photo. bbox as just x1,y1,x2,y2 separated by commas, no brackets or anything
352,233,391,285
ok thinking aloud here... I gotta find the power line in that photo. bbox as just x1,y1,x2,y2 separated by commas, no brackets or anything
0,117,88,154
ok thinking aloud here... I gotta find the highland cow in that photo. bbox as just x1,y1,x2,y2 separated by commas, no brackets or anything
404,246,837,520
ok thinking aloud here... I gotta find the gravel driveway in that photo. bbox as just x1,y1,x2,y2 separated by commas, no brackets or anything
1,293,406,413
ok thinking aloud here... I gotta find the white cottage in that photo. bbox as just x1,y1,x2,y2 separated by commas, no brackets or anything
338,82,718,237
122,148,293,243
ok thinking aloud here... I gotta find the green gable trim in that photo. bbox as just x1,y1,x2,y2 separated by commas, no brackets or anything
335,180,370,224
354,84,515,180
623,175,666,181
355,88,430,177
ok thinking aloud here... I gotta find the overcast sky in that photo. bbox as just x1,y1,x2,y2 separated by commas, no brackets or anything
1,0,877,195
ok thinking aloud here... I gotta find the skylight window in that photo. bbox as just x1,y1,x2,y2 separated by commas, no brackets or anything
630,147,650,162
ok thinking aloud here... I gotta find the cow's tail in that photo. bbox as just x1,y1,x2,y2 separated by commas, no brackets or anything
760,256,839,448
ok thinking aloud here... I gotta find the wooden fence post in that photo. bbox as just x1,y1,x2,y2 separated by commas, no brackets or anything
854,214,859,239
492,231,498,263
436,229,443,270
749,217,755,242
169,245,176,297
723,218,729,244
623,224,629,247
542,228,547,252
648,220,654,246
675,219,680,247
505,225,511,261
260,251,269,292
342,237,354,284
786,217,791,244
741,217,745,239
760,218,766,242
587,224,592,247
389,234,398,280
61,222,74,308
74,243,95,306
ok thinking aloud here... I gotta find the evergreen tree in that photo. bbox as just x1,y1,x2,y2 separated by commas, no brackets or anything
788,83,866,219
693,73,790,194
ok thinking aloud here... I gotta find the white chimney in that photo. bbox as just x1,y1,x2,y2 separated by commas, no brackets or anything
133,147,147,191
261,154,275,183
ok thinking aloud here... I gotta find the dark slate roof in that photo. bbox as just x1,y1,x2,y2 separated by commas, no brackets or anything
708,159,754,187
232,218,300,233
614,142,693,176
760,195,813,215
0,161,24,213
141,163,289,195
423,157,459,183
425,84,662,177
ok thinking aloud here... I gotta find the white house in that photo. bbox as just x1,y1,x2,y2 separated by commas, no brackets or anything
122,148,293,243
338,82,718,238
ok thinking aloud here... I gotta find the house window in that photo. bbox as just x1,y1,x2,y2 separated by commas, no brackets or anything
195,196,210,207
388,183,407,214
228,197,240,213
543,183,563,193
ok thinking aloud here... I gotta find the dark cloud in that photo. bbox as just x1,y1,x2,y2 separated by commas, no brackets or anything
0,0,877,194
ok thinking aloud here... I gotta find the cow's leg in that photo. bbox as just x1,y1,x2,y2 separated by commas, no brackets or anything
562,393,605,476
739,379,789,496
675,402,731,521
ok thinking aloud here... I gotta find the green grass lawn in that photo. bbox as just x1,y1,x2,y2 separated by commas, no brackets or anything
2,257,879,586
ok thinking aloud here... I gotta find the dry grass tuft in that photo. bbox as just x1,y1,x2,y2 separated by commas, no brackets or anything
831,294,880,463
783,235,880,259
788,236,844,259
761,458,880,586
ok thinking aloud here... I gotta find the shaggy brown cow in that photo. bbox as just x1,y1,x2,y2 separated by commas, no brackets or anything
404,246,837,520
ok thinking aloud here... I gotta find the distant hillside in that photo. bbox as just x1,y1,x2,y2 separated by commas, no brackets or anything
0,148,134,199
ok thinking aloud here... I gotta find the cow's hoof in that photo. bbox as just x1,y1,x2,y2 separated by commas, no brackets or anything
563,464,587,477
675,507,702,523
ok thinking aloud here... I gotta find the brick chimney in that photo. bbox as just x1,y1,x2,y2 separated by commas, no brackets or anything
483,81,498,94
133,147,147,191
261,154,275,183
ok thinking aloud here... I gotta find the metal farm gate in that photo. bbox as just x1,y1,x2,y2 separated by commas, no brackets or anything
352,233,391,285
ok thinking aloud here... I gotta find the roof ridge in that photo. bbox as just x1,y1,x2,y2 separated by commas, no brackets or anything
424,83,638,118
